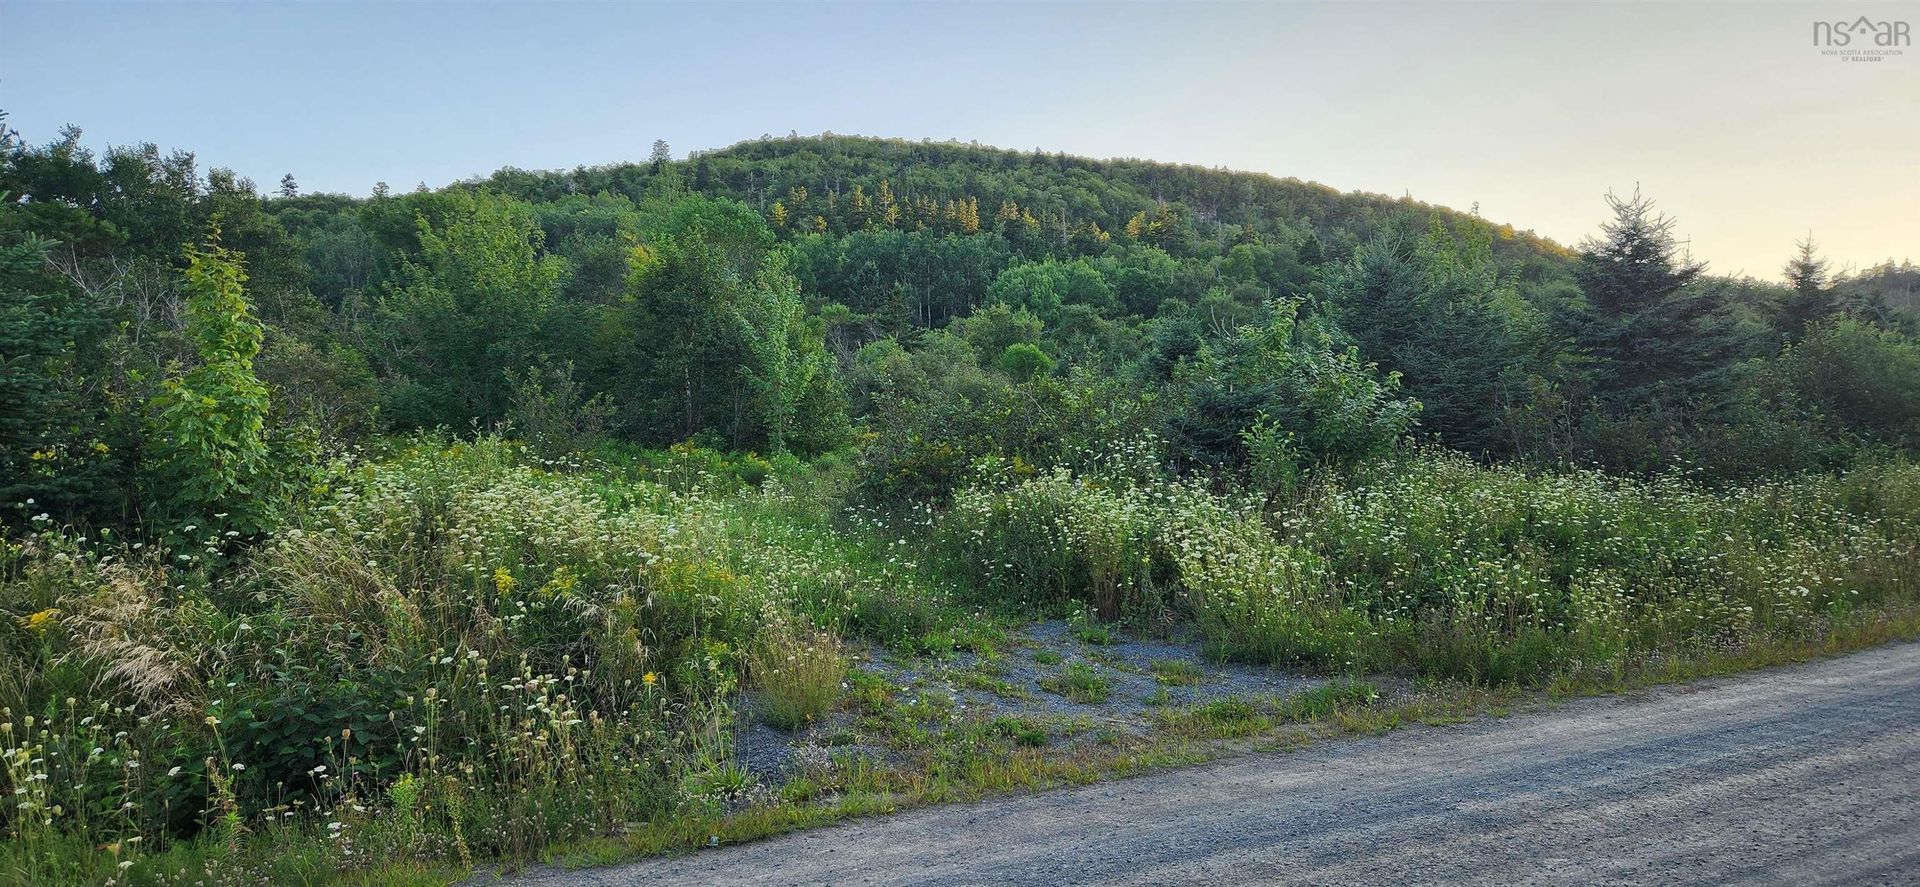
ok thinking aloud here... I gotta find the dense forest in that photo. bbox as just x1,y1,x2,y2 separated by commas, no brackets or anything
4,115,1920,883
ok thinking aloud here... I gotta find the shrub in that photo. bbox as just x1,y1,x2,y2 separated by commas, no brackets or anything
140,234,277,541
940,469,1153,620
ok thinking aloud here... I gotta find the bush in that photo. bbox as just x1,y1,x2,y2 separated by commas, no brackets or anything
0,436,959,875
939,469,1154,620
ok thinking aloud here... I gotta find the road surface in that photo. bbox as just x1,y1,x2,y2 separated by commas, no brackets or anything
517,641,1920,885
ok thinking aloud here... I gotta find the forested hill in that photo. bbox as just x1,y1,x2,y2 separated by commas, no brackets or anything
455,133,1580,334
5,120,1918,532
11,115,1920,884
488,133,1574,267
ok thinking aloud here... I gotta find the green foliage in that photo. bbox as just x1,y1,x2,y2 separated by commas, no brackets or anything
1148,659,1203,686
506,359,615,459
1760,318,1920,449
140,234,276,538
375,190,566,428
750,625,846,731
985,259,1113,325
1320,221,1548,457
994,342,1054,382
9,120,1920,883
0,227,117,525
1037,663,1109,704
618,200,850,455
1169,298,1420,478
1565,189,1741,409
941,468,1155,620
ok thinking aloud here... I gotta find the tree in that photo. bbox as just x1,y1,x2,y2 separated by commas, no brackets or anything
995,342,1055,381
619,198,847,453
649,139,672,171
1566,188,1719,404
986,259,1114,324
278,173,299,198
1297,232,1325,266
1320,222,1536,456
1780,234,1837,339
0,227,116,523
141,232,275,537
374,191,565,427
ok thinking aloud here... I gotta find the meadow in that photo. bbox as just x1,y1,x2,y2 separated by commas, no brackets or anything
5,436,1917,885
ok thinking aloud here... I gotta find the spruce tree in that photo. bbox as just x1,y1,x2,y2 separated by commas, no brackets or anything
0,229,115,523
1780,234,1837,339
1567,188,1717,404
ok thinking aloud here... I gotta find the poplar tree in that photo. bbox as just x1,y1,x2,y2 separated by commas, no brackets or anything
142,232,275,536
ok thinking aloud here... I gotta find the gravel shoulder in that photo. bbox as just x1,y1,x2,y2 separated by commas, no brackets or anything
514,640,1920,886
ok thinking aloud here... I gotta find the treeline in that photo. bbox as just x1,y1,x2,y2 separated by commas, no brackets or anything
4,122,1918,537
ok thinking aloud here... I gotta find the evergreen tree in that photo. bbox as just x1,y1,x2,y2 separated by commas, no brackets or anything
1567,188,1719,404
278,173,299,198
848,184,873,230
0,227,116,523
876,179,899,227
1297,232,1326,266
1780,234,1836,339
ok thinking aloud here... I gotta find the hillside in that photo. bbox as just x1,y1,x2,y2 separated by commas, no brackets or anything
490,134,1573,262
6,116,1920,884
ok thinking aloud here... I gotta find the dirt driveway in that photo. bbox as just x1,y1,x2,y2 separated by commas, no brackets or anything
514,641,1920,885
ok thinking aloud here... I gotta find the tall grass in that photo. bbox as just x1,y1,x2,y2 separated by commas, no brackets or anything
3,438,1917,882
0,436,954,883
937,449,1920,682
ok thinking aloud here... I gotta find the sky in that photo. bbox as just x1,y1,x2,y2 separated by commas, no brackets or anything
1,0,1914,280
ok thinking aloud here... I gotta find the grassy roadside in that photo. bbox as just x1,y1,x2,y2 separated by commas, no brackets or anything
15,604,1915,887
481,601,1920,883
9,443,1919,886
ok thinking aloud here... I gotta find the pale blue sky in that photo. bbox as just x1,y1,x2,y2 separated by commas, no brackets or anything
2,0,1914,278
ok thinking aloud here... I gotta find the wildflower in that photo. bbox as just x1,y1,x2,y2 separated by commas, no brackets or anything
642,672,659,687
17,608,58,633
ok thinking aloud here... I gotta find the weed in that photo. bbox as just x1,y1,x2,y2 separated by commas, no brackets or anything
1150,659,1205,686
1038,663,1110,704
752,626,847,731
990,717,1049,748
1069,609,1116,646
1278,681,1381,721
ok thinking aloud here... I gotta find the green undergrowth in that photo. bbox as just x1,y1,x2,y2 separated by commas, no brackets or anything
5,437,1919,884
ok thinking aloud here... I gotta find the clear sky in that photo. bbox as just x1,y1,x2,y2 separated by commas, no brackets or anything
2,0,1914,279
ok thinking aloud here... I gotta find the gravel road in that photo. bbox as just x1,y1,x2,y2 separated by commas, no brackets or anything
516,641,1920,886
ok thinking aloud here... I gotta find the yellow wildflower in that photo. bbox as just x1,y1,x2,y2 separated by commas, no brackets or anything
18,608,58,632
